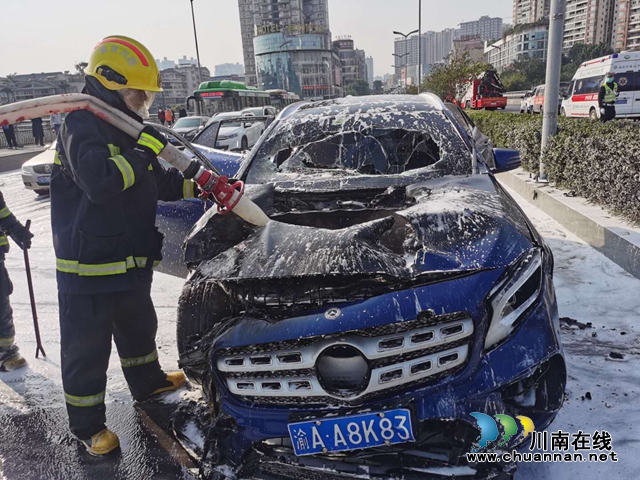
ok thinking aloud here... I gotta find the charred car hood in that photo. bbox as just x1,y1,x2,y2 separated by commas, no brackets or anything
191,175,535,283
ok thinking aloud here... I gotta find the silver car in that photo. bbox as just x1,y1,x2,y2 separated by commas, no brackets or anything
21,142,56,195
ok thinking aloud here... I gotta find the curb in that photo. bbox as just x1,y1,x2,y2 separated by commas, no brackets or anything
497,169,640,281
0,148,46,174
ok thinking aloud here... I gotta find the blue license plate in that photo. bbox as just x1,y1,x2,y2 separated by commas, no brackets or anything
37,176,50,185
288,409,415,456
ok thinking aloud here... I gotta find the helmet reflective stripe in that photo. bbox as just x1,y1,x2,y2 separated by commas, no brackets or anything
95,37,150,67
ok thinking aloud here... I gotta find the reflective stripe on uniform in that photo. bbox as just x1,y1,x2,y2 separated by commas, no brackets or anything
137,133,164,155
183,180,196,199
53,151,62,166
148,164,154,171
56,256,143,277
108,144,121,156
120,349,158,368
0,337,15,348
0,207,11,219
0,235,8,247
109,155,135,190
64,391,105,407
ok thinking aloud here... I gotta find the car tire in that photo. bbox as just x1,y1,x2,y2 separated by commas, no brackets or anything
561,108,567,117
465,101,471,110
590,108,599,121
177,280,233,382
241,136,248,151
35,190,49,196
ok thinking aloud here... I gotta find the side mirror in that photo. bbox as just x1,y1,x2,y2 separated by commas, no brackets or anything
492,148,521,174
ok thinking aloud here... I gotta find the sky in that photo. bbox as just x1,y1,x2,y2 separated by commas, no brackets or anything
0,0,512,78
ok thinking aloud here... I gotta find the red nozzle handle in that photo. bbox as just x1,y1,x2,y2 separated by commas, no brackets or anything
195,170,245,215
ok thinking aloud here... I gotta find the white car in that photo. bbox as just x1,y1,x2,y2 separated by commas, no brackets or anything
241,106,278,118
204,112,265,152
21,142,56,195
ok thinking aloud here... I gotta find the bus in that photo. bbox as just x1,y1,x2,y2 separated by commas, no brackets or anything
562,52,640,120
187,80,272,117
266,89,301,111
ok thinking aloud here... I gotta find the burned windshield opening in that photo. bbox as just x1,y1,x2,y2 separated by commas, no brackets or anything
246,102,472,184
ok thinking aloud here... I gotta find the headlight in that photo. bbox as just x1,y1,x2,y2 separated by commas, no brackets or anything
21,166,31,174
484,248,543,351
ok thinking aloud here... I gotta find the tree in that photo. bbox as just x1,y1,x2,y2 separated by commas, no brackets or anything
500,71,529,91
74,61,88,75
347,80,371,97
422,52,493,102
373,80,383,95
561,43,614,80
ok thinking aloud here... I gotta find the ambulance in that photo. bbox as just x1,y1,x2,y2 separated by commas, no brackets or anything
561,52,640,120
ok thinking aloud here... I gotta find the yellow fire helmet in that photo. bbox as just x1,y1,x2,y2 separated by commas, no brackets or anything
85,35,162,93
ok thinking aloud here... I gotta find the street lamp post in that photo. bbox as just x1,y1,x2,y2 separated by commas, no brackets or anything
418,0,422,94
393,29,419,91
392,53,410,90
189,0,203,86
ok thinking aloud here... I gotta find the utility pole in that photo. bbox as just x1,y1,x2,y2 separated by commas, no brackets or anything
393,29,418,91
190,0,203,86
539,0,566,182
418,0,422,94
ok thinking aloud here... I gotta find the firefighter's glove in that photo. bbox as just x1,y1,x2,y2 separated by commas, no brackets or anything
6,221,33,250
136,126,167,158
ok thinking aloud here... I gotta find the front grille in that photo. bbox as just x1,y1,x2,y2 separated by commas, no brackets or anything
32,165,52,174
217,312,474,405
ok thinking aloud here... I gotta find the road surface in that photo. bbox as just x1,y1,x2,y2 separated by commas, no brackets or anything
0,171,637,479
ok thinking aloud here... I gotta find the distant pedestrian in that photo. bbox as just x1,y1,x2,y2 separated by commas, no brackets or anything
165,108,173,127
51,113,63,136
32,118,45,146
598,72,619,123
2,125,18,149
158,108,166,126
179,106,187,118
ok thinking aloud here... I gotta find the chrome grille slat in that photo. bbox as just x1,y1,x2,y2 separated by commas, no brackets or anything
217,318,474,374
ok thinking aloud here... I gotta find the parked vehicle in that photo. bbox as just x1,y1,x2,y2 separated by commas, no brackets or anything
266,89,301,110
531,83,570,114
561,51,640,120
241,106,278,118
169,116,210,144
21,141,56,195
174,94,566,479
194,111,264,152
460,70,508,110
520,91,535,114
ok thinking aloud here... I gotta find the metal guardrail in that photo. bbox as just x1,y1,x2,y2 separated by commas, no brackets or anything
1,119,56,147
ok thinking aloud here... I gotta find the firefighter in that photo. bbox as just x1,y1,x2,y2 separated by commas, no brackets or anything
51,36,202,456
598,72,619,122
0,192,33,372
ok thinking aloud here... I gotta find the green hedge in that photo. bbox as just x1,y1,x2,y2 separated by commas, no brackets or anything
467,111,640,224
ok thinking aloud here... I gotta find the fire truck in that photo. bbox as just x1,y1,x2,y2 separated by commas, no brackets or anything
460,70,507,110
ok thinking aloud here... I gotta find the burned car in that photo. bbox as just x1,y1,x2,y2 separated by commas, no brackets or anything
175,95,566,479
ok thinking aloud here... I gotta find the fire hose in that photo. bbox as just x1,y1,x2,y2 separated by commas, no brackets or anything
0,94,270,227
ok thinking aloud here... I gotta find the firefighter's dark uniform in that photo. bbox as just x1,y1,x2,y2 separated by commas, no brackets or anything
598,81,618,122
52,77,197,440
0,193,21,362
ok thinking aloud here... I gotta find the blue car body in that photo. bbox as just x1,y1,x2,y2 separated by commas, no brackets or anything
173,95,566,479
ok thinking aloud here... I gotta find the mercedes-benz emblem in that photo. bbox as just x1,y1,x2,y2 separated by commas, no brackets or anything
324,308,341,320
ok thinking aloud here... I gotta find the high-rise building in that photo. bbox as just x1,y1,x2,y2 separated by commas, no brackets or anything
453,36,486,63
238,0,342,99
394,29,454,84
238,0,257,87
612,0,640,51
459,16,504,41
563,0,615,50
485,24,549,71
333,38,368,88
215,63,245,77
513,0,551,25
366,56,374,87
